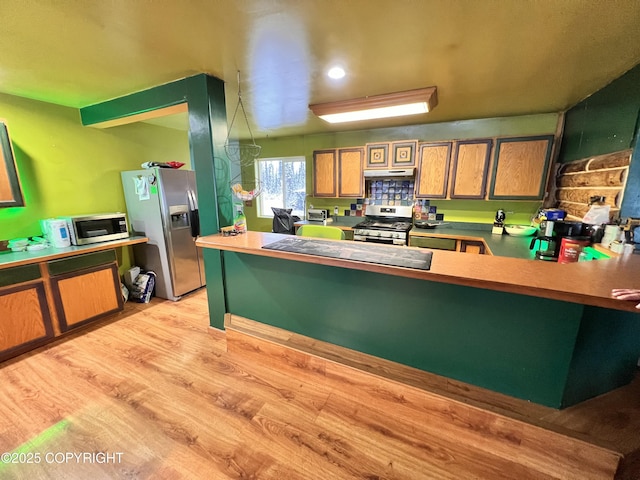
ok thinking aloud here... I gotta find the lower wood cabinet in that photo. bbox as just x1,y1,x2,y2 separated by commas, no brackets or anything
0,249,123,362
0,279,54,362
50,262,122,332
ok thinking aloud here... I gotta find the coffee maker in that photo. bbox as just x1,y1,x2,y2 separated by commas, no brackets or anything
530,220,558,260
529,220,587,261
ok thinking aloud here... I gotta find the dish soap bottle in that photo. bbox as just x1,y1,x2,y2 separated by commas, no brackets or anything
233,204,247,233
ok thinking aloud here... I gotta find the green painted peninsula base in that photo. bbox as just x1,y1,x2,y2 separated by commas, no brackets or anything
219,252,640,408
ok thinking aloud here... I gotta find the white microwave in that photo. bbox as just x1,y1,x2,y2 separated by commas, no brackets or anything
60,213,129,245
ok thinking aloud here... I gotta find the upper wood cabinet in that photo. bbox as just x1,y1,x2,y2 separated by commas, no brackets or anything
313,149,337,197
450,139,493,199
313,148,364,198
365,143,390,169
415,142,452,198
337,147,364,197
0,120,25,207
390,140,418,168
489,135,554,200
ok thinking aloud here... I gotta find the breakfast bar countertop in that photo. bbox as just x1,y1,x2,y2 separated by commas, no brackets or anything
197,231,640,313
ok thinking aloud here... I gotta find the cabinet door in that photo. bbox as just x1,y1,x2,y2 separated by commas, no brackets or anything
0,281,54,361
458,240,486,254
313,150,337,197
365,143,389,169
391,140,418,168
51,262,123,332
450,139,492,199
338,147,364,197
415,142,452,198
489,135,554,200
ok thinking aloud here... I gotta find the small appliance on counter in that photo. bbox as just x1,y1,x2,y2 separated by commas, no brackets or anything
59,212,129,245
530,220,557,261
307,208,329,223
492,209,506,235
529,220,590,261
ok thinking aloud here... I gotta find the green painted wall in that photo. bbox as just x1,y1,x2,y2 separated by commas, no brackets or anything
243,113,560,231
559,63,640,163
0,92,189,272
558,63,640,218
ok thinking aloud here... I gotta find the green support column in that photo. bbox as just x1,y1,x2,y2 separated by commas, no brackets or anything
183,74,230,329
79,73,231,329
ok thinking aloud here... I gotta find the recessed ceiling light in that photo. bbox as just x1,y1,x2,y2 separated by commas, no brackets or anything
327,67,346,79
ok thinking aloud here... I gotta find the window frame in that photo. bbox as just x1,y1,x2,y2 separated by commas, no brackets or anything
255,156,306,219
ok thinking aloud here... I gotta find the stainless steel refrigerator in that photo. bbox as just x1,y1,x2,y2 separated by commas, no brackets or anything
121,168,205,301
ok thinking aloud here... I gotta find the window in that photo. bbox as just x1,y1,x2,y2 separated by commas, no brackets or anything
256,156,306,218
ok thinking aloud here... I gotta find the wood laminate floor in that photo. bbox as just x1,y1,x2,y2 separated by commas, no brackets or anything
0,289,638,479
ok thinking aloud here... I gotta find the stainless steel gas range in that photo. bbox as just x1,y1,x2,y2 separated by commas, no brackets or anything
353,205,413,246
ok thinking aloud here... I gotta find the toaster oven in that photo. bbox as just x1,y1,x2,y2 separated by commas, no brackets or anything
307,208,329,222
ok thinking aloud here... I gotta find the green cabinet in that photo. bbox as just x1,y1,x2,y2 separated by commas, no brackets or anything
409,236,457,250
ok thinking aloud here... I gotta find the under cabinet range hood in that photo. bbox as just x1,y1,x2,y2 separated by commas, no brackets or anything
363,168,415,178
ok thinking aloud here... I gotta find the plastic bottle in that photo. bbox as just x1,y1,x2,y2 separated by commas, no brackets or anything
233,204,247,233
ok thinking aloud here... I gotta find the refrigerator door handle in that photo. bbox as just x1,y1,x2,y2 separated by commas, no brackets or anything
187,188,199,211
187,190,200,238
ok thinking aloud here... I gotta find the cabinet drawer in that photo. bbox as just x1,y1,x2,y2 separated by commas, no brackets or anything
409,236,457,250
47,250,117,276
0,264,41,287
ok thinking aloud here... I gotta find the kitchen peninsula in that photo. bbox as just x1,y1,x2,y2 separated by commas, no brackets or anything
197,231,640,409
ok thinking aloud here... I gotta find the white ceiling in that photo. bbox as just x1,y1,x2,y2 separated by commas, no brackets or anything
1,0,640,138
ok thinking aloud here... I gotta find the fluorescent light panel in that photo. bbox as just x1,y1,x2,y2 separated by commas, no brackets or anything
310,87,437,124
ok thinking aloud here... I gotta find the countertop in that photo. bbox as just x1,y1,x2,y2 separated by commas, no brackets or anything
0,236,148,269
196,231,640,313
296,220,542,259
409,223,537,259
295,217,362,230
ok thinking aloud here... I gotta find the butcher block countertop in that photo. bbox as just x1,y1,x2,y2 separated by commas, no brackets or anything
197,231,640,313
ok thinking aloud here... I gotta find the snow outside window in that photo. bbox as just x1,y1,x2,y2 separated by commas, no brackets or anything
255,157,306,218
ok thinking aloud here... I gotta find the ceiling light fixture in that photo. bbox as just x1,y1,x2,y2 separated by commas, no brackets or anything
327,66,346,79
309,87,438,124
